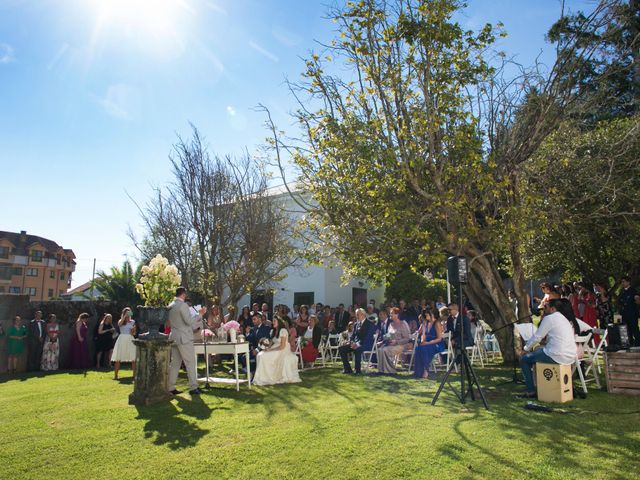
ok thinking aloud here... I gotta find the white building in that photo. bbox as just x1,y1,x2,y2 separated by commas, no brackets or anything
234,187,385,311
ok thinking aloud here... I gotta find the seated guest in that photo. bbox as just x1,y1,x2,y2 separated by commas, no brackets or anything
295,305,310,336
237,305,252,331
334,303,351,332
378,307,411,374
321,305,333,329
288,319,298,352
339,309,375,374
376,309,390,340
243,312,271,372
518,298,578,398
414,311,444,379
445,303,473,351
301,315,323,365
323,320,338,337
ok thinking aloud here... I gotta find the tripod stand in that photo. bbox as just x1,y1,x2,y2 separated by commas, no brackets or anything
495,315,533,386
201,312,211,390
431,265,488,410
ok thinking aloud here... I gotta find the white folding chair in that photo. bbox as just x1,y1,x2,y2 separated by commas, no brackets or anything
295,336,304,370
326,333,341,362
573,332,597,393
405,332,420,371
317,335,328,367
466,327,486,367
587,328,608,375
361,332,379,373
441,332,458,373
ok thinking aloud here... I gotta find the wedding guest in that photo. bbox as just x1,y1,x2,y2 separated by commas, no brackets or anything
576,282,598,341
243,312,271,372
253,316,301,386
339,308,375,374
414,311,444,379
334,304,350,332
291,304,299,320
27,310,46,371
95,314,116,369
594,282,613,328
301,315,322,365
534,282,561,315
295,305,310,336
617,276,640,346
237,305,252,332
376,309,390,340
445,303,474,350
321,305,333,329
323,320,338,337
112,307,137,380
7,316,27,374
261,302,273,321
378,307,411,374
41,314,60,371
68,313,91,370
288,318,298,352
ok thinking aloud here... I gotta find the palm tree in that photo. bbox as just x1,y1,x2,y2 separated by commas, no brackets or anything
93,260,143,309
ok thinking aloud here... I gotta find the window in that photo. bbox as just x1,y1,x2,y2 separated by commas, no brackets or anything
60,272,65,280
25,287,37,296
12,267,22,276
0,246,9,259
0,286,4,293
48,288,54,298
0,265,11,280
9,286,21,294
56,254,61,265
49,270,55,279
294,292,315,307
31,250,44,262
26,268,38,277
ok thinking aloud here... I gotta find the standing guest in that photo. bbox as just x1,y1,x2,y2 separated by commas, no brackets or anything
414,311,444,379
41,314,60,371
95,314,116,369
339,308,376,374
112,307,137,380
594,282,614,329
27,310,46,371
167,287,207,396
291,304,299,320
446,303,474,350
7,316,27,373
378,307,411,374
617,276,640,346
261,303,273,322
576,283,598,339
334,304,350,333
301,314,323,365
518,298,578,398
67,313,91,370
295,305,310,336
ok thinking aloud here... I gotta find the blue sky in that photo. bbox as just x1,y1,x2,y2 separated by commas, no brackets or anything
0,0,592,287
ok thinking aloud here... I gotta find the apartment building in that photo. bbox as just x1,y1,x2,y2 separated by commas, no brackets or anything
0,230,75,301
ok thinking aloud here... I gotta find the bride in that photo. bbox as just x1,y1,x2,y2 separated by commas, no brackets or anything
253,316,301,386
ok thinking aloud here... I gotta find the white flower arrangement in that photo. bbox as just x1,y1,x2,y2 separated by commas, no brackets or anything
135,255,182,307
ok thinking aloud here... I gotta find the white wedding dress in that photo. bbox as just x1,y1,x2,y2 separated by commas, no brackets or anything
253,328,301,386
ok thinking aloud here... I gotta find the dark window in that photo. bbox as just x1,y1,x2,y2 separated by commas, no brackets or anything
25,287,37,296
31,250,44,262
26,268,38,277
12,267,22,276
60,272,65,280
59,289,64,295
48,288,54,298
49,270,55,279
0,246,9,259
0,286,5,293
294,292,315,307
352,288,368,308
0,265,11,280
9,286,20,294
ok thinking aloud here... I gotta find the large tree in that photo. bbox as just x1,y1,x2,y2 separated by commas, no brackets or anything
268,0,622,360
134,126,299,308
94,260,143,310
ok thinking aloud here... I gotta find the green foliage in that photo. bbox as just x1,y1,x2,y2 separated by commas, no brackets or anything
385,269,448,302
94,260,143,309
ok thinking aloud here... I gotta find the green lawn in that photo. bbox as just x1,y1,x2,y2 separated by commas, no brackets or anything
1,363,638,480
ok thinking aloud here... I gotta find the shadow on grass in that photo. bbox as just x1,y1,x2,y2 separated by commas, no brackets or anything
135,395,214,450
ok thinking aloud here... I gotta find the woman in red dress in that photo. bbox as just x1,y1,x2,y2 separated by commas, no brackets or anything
301,315,322,365
577,282,599,342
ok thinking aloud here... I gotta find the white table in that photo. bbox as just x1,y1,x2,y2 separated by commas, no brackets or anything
194,342,251,391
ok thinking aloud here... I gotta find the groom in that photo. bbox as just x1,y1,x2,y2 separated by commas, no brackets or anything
167,287,207,396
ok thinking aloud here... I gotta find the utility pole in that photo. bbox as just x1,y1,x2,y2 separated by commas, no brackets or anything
91,258,96,300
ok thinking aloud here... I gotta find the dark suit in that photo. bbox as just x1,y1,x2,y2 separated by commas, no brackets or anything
446,314,474,349
339,319,375,373
618,287,639,346
243,323,271,368
27,319,46,371
335,310,350,332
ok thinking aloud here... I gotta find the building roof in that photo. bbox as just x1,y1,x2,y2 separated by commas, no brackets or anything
0,230,74,258
64,281,93,296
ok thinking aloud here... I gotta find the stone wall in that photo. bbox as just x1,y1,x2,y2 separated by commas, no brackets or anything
0,295,119,373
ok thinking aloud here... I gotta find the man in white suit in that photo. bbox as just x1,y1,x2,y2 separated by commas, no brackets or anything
168,287,207,396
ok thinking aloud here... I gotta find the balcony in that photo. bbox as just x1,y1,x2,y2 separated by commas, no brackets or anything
12,255,28,266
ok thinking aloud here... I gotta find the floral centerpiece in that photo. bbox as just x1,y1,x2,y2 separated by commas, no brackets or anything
223,320,241,342
134,254,182,339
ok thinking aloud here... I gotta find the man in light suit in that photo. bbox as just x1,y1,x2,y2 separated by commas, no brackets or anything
168,287,207,396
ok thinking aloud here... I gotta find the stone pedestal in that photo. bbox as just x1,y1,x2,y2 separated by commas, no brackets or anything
128,337,173,406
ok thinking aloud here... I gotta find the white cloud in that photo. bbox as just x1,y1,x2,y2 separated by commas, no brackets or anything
96,84,135,120
272,25,302,47
226,105,236,116
0,43,15,64
248,40,279,63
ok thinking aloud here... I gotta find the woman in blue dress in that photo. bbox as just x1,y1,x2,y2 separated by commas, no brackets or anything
414,311,444,379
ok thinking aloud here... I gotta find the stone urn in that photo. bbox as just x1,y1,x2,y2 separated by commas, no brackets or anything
129,306,173,406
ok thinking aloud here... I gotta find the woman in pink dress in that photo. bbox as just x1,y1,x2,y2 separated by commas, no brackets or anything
68,313,91,369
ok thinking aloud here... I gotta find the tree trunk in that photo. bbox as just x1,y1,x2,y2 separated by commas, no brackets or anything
462,247,519,364
510,241,533,323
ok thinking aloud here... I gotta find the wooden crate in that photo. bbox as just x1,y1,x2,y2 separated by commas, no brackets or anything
604,351,640,396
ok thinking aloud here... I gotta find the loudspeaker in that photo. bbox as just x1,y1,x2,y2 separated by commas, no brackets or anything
606,323,630,351
447,256,468,285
